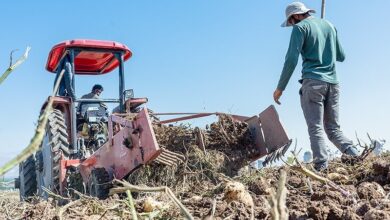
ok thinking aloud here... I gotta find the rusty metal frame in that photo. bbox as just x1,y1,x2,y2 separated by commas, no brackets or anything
79,108,161,183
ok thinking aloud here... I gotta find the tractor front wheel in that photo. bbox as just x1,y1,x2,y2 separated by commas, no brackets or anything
18,155,37,200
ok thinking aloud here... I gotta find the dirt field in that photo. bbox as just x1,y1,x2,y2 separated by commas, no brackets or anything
2,156,390,220
1,116,389,220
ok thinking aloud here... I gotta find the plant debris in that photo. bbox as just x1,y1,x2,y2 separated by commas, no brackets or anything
1,115,389,220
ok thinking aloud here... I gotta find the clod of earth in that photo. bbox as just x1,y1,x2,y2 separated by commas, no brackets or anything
223,181,254,207
357,182,386,200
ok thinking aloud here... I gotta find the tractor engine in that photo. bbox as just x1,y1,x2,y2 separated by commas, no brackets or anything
77,104,109,158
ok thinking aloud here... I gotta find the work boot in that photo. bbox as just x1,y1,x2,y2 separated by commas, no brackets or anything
341,146,361,165
343,146,360,157
313,161,328,172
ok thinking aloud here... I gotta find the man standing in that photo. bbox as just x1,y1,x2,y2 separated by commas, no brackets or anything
273,2,359,171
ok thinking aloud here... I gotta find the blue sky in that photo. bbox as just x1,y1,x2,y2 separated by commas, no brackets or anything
1,1,389,177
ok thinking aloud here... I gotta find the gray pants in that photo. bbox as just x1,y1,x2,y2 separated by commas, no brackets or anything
300,79,353,164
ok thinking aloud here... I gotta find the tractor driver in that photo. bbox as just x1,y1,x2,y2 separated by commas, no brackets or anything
81,84,104,99
78,84,107,113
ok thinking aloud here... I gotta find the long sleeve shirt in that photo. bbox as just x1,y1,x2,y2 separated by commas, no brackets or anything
277,17,345,91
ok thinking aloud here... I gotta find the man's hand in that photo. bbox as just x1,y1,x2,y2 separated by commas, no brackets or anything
273,89,283,105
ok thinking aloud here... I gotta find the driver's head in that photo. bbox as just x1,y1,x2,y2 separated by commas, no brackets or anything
92,84,103,96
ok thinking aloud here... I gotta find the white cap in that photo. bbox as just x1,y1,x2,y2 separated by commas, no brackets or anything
281,2,316,27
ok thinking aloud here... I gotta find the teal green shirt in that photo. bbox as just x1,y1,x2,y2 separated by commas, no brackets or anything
277,17,345,91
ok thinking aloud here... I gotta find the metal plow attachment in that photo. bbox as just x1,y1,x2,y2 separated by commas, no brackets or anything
153,105,291,167
155,148,186,167
245,105,292,166
79,108,162,182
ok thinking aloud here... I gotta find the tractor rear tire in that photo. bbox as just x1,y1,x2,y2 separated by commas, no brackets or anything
88,168,111,199
37,109,70,197
18,155,37,200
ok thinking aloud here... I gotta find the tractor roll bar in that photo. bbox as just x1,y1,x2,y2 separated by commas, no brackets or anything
53,48,126,152
54,48,126,111
115,53,125,113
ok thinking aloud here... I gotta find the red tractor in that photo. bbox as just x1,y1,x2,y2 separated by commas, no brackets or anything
16,39,291,200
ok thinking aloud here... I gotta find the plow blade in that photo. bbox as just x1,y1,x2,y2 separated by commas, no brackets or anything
245,105,291,165
79,108,161,182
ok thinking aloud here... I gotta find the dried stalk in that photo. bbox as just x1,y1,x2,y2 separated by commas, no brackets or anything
58,199,82,220
268,169,289,220
306,178,314,195
195,127,207,155
282,147,356,203
0,69,64,176
291,158,356,202
217,119,231,145
359,134,376,160
42,186,71,201
98,204,120,220
277,170,288,220
110,179,194,220
211,198,216,217
125,190,138,220
0,47,31,85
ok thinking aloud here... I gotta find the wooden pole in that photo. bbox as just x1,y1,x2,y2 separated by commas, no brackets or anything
321,0,326,18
